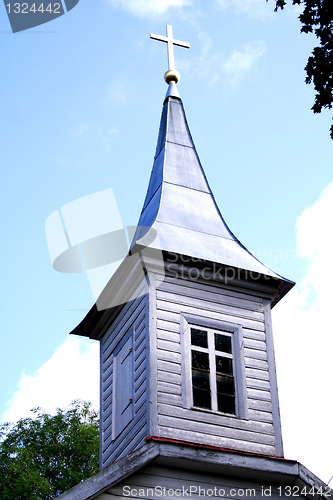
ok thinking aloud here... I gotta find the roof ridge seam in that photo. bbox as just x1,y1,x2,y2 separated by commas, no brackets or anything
140,184,162,215
163,181,212,195
141,182,213,215
164,96,182,104
153,144,166,161
166,140,195,149
155,220,236,240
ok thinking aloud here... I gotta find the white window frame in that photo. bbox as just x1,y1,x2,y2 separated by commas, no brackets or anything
180,313,248,420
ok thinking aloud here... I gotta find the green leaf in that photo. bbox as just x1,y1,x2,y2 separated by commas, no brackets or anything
0,401,99,500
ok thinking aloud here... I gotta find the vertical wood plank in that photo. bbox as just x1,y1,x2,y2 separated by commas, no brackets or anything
263,299,284,457
147,271,158,437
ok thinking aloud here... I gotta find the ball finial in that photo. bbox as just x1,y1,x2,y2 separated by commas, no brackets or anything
164,69,180,84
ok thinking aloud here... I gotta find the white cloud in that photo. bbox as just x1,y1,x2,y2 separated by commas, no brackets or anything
181,22,266,86
216,0,274,20
2,337,99,423
107,80,129,105
223,41,267,85
72,122,118,147
108,0,191,18
296,184,333,310
172,20,216,83
73,123,90,137
272,182,333,483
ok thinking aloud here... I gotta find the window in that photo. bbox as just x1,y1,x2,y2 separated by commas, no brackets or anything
191,327,236,415
181,314,248,419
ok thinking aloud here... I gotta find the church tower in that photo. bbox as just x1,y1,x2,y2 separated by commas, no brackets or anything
61,26,329,500
72,25,294,468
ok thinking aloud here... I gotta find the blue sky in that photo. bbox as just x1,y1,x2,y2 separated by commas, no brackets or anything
1,0,332,484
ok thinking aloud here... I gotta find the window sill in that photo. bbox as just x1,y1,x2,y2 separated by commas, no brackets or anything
191,405,242,419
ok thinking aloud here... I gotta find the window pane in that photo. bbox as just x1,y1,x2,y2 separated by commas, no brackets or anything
215,334,232,353
191,328,208,348
192,350,209,370
193,388,211,410
192,369,210,390
216,356,233,375
217,394,236,415
216,374,235,396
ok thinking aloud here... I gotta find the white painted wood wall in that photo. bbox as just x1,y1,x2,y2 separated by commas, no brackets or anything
100,279,148,469
93,464,295,500
99,265,283,469
153,273,282,457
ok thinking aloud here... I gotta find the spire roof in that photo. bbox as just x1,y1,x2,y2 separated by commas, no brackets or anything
132,84,294,295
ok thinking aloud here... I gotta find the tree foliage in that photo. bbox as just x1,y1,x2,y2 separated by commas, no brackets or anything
271,0,333,139
0,401,99,500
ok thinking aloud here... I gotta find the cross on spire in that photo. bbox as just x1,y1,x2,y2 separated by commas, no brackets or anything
150,25,190,83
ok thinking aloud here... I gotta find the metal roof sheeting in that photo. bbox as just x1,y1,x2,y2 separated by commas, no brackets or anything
132,86,294,288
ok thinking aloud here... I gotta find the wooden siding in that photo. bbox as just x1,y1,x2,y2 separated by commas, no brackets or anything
154,275,278,456
100,280,148,469
101,464,297,500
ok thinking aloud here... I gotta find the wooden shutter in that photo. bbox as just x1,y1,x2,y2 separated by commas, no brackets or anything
112,335,133,440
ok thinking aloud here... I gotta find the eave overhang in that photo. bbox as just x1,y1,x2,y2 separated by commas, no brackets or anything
70,246,292,340
56,440,330,500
